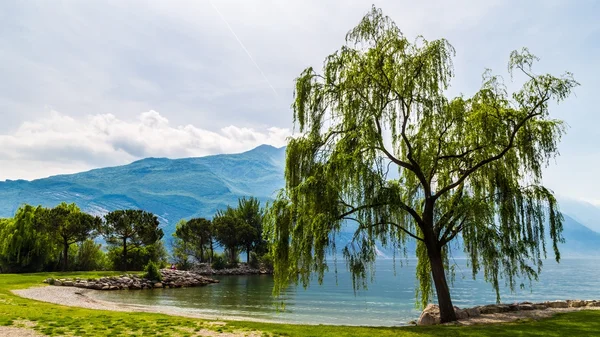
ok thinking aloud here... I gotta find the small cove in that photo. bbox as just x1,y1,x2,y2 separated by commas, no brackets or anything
93,258,600,326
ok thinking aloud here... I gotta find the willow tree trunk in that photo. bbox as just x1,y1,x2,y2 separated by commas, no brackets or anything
428,243,457,323
423,201,457,323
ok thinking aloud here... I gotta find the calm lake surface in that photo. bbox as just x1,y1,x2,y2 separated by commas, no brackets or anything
94,258,600,326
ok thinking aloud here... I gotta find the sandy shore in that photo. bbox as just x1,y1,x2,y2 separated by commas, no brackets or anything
12,285,600,327
12,285,276,323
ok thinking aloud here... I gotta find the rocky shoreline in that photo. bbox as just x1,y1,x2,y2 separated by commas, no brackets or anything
43,269,219,290
191,263,272,276
417,299,600,325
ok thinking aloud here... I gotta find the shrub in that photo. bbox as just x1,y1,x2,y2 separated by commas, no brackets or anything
143,261,162,281
211,254,226,270
259,253,274,271
74,240,109,271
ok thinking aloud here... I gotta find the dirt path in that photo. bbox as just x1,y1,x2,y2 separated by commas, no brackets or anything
0,326,43,337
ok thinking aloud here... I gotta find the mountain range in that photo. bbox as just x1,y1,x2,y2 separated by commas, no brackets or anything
0,145,285,238
1,144,599,257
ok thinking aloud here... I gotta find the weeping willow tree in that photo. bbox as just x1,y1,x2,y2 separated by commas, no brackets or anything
264,6,578,323
0,205,58,272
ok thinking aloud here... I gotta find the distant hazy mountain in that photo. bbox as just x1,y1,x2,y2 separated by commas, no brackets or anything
1,144,599,257
556,196,600,233
0,144,286,240
334,212,600,258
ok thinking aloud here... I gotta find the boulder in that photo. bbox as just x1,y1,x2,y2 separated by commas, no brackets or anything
496,304,512,313
479,305,501,315
569,300,586,308
153,282,163,288
417,304,440,326
546,300,568,309
453,306,469,320
465,307,481,318
518,304,534,311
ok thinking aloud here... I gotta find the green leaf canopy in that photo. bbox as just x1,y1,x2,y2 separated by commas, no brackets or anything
265,6,578,320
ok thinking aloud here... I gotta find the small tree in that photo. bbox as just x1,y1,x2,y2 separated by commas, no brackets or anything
144,261,162,281
172,220,192,269
236,197,265,263
74,239,108,271
265,6,578,323
173,218,214,265
103,210,164,271
44,203,101,271
213,207,248,264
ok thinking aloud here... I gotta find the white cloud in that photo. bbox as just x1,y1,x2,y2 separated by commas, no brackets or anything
0,110,289,181
0,0,599,202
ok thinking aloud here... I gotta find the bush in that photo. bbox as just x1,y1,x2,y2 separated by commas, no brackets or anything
249,252,260,269
107,241,168,271
74,240,109,271
143,261,162,281
259,253,274,271
211,254,226,270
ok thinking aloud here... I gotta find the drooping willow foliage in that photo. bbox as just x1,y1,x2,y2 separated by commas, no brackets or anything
264,6,578,313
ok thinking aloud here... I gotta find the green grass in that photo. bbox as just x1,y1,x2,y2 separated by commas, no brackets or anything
1,272,600,336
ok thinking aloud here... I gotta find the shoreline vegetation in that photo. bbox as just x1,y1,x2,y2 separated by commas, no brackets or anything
0,272,600,336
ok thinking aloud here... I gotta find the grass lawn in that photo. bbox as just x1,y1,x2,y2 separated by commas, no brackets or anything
1,271,599,336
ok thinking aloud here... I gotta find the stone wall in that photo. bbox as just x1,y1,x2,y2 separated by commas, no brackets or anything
43,269,219,290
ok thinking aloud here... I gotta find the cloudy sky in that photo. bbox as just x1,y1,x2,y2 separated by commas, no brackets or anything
0,0,598,203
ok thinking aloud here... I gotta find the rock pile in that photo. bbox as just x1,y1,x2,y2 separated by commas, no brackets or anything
43,269,219,290
417,300,600,326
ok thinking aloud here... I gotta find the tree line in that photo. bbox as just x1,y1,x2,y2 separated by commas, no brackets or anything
0,203,165,273
0,197,268,273
172,197,269,269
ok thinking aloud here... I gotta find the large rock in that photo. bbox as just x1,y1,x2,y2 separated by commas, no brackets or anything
546,300,568,308
479,305,501,315
569,300,586,308
454,306,469,320
417,304,440,326
518,304,535,311
465,307,481,318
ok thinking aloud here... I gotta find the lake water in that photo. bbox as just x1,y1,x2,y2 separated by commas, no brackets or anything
94,258,600,326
